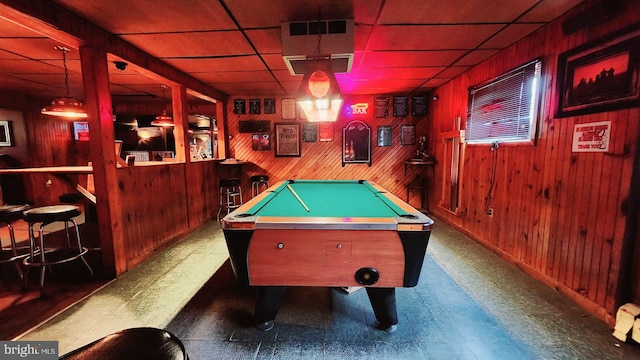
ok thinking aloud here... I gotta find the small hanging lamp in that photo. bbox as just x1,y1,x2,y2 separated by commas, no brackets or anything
41,46,88,119
151,85,174,127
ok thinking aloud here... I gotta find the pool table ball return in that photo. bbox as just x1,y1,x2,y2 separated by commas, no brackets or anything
221,179,433,331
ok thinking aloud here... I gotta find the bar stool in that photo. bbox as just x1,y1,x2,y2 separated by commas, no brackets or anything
23,205,93,293
250,175,270,198
59,193,98,223
0,204,30,286
217,178,242,221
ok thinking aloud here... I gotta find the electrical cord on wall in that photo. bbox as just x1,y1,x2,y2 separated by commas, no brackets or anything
485,142,499,215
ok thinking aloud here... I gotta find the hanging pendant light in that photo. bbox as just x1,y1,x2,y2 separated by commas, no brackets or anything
296,9,343,122
41,46,88,119
297,58,343,122
151,85,174,127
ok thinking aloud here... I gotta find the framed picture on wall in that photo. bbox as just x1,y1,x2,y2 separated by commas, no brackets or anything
251,133,271,150
400,124,416,145
233,99,246,114
303,123,317,142
556,24,640,117
375,96,389,118
281,98,296,120
377,126,392,146
0,121,12,146
318,122,333,142
412,95,427,116
274,123,301,157
264,98,276,114
393,96,408,117
249,99,261,114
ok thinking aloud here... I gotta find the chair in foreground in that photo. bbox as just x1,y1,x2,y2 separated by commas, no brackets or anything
60,327,188,360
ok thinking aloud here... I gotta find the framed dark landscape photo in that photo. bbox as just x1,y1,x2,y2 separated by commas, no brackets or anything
274,123,301,157
556,25,640,117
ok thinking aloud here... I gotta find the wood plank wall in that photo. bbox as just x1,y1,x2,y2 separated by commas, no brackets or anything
224,94,433,208
116,164,190,269
427,0,640,325
23,109,92,204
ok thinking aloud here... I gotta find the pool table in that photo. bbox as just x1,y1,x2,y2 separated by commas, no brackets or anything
221,179,433,331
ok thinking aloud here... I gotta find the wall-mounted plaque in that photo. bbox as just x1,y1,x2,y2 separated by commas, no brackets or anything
400,124,416,145
233,99,246,114
264,98,276,114
375,97,389,118
412,95,427,116
249,99,261,114
377,126,392,146
303,123,317,142
281,98,296,119
393,96,408,117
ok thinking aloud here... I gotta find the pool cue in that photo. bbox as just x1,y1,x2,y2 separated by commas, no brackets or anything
287,184,310,212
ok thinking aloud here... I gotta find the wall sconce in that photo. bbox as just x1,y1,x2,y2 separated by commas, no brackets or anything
41,46,88,119
297,58,343,122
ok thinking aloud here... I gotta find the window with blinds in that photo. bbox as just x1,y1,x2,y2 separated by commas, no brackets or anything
466,59,542,144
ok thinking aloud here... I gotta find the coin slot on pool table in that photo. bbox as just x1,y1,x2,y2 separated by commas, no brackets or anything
326,241,351,256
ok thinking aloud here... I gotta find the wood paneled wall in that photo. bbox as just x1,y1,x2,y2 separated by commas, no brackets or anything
224,95,433,207
116,164,190,269
427,0,640,325
22,109,92,204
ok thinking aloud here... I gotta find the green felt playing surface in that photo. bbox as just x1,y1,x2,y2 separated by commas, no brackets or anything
243,180,409,218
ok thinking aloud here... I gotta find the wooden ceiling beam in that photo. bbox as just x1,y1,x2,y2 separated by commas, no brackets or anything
0,0,228,103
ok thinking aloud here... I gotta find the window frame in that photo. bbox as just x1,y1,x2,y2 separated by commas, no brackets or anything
465,58,543,146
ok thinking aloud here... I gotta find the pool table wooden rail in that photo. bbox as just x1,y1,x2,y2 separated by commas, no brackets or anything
247,228,406,287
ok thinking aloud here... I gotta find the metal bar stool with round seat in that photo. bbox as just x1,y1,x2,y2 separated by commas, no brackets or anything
22,205,93,293
217,178,243,221
250,175,270,198
0,204,31,286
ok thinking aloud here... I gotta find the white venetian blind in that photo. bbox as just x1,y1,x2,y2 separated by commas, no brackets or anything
466,59,542,144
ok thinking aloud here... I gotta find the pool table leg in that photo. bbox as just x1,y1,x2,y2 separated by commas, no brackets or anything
255,286,286,331
366,287,398,331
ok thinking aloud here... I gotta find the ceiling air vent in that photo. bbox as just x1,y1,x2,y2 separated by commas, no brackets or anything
281,19,354,75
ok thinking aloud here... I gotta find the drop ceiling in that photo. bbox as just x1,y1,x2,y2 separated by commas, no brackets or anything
0,0,586,102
